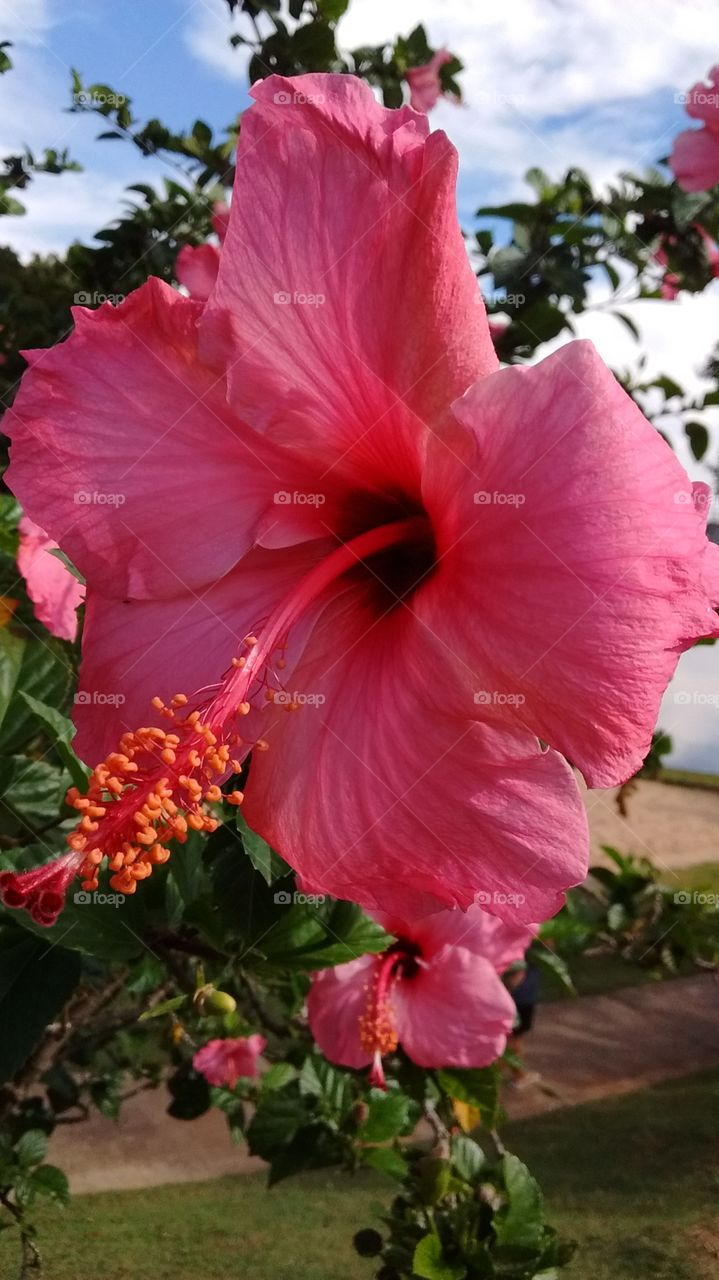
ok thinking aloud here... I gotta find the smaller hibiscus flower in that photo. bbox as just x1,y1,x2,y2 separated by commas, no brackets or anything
193,1033,266,1088
670,65,719,192
308,906,534,1088
175,201,230,302
16,516,84,642
406,49,456,114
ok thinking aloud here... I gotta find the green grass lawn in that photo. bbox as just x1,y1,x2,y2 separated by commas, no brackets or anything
3,1072,718,1280
659,767,719,791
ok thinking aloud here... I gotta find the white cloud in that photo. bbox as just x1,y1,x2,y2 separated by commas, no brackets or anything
338,0,719,195
182,0,248,81
1,0,54,45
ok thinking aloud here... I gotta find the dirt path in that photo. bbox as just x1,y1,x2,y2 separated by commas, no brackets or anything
583,778,719,874
50,971,719,1193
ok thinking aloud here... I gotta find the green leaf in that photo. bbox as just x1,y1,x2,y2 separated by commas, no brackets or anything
494,1153,545,1250
437,1065,500,1127
14,1130,48,1168
260,1062,296,1093
528,945,576,996
29,1163,69,1204
0,630,25,732
451,1134,486,1183
0,932,81,1084
299,1056,353,1116
413,1233,466,1280
0,756,68,835
359,1091,411,1143
138,995,187,1022
316,0,348,19
17,691,90,790
685,421,710,461
0,635,72,756
236,811,287,885
261,900,392,971
361,1146,407,1179
246,1088,309,1160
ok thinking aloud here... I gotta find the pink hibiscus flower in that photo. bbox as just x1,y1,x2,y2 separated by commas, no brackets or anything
655,225,719,299
193,1034,266,1088
175,202,230,302
670,65,719,192
405,49,455,114
16,516,84,642
2,73,718,930
309,906,533,1087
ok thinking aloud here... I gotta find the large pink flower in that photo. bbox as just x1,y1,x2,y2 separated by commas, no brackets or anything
16,516,84,642
670,65,719,192
193,1034,266,1087
405,49,455,114
308,906,533,1086
175,202,230,302
3,74,718,930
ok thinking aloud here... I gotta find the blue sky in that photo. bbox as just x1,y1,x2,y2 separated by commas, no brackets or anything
1,0,718,770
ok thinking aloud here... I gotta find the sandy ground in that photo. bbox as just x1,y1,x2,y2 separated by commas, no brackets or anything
583,778,719,875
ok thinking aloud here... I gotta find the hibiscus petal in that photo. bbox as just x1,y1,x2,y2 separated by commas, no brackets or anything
307,956,375,1069
72,541,328,763
17,517,84,642
393,948,516,1068
670,126,719,192
421,340,719,787
202,73,496,487
408,904,535,973
242,591,588,923
5,279,290,600
175,243,221,302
